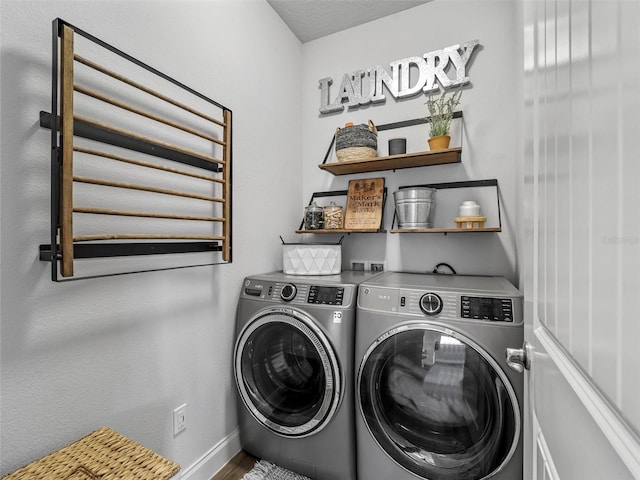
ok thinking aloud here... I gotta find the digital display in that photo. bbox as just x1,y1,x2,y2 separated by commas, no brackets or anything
462,296,513,322
316,287,337,303
472,298,502,317
308,286,344,305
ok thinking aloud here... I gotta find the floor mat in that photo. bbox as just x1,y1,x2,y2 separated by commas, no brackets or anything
241,460,314,480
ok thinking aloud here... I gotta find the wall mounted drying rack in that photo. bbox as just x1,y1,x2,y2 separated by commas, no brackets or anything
39,18,232,281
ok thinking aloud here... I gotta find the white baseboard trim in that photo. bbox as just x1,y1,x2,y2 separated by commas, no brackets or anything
179,428,241,480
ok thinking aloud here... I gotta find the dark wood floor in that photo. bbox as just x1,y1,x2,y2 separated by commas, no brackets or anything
211,451,257,480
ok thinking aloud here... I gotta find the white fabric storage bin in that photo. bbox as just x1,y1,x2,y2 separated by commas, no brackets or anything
282,243,342,275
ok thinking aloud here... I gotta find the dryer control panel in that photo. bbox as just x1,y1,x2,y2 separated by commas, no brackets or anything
400,290,516,322
359,286,522,324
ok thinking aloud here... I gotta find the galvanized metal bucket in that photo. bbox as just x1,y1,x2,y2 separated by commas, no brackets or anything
394,187,436,229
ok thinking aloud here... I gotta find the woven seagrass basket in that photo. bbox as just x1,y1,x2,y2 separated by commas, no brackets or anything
335,120,377,162
2,427,180,480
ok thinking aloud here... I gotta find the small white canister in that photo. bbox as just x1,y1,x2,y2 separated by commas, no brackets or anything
458,200,481,217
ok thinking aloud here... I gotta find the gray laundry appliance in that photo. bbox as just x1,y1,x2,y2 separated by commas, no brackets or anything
234,270,378,480
355,271,524,480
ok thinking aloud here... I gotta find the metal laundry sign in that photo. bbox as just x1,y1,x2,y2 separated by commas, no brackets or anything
318,40,479,114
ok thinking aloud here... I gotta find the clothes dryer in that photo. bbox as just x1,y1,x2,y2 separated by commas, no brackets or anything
234,271,377,480
356,272,524,480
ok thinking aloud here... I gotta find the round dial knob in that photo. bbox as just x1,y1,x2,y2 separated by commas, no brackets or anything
280,284,297,302
419,292,443,316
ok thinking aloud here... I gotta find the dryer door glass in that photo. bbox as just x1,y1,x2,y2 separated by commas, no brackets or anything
235,310,341,437
359,325,519,480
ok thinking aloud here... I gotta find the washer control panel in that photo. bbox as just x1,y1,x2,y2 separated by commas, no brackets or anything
242,278,352,307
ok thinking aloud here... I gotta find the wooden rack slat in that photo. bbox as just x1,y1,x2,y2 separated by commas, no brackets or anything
74,147,224,183
222,110,232,262
74,54,226,128
74,206,224,222
75,114,225,166
74,84,225,146
73,175,225,203
61,24,75,278
74,234,225,242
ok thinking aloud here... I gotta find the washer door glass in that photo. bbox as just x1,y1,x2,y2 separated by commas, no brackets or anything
235,309,341,437
359,324,519,480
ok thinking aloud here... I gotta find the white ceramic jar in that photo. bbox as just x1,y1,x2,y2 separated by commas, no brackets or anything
458,200,481,217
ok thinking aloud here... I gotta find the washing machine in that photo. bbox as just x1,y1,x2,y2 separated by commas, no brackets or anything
234,270,378,480
355,271,524,480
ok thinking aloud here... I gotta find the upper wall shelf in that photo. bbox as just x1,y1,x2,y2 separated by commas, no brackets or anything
318,148,461,176
318,113,463,176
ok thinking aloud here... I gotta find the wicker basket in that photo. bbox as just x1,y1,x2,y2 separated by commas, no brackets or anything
2,427,180,480
335,120,377,162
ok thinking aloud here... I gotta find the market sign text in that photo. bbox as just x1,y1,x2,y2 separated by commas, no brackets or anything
319,40,479,114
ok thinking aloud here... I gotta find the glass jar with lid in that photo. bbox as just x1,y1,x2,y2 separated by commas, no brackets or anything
304,202,324,230
323,202,343,230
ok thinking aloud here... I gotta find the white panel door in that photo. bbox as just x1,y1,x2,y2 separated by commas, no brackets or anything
522,0,640,479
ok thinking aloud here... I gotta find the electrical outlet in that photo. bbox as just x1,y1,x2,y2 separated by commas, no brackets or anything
371,262,386,272
351,260,369,271
173,403,187,436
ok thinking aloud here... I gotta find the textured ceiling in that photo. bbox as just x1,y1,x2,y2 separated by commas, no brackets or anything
267,0,432,43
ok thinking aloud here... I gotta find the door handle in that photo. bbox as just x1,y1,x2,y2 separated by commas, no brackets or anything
505,341,532,373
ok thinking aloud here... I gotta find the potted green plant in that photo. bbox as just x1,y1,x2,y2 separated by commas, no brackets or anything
425,87,462,150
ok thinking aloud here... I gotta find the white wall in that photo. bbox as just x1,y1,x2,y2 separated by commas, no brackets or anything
0,0,301,476
301,1,522,285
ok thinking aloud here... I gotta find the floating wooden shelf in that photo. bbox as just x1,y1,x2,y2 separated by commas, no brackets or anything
390,227,501,233
318,148,461,176
389,180,503,234
295,229,386,234
296,188,387,234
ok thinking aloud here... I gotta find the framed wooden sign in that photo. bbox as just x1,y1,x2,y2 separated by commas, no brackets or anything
344,177,385,230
